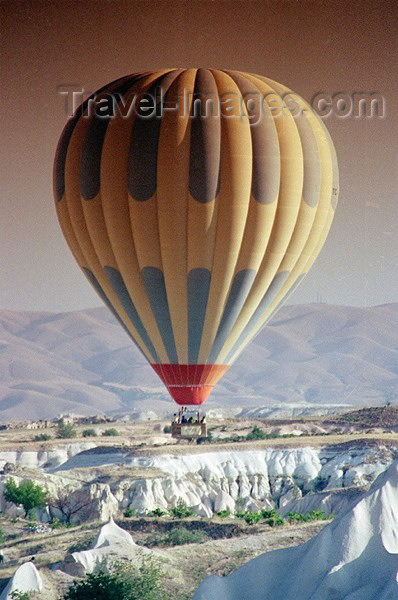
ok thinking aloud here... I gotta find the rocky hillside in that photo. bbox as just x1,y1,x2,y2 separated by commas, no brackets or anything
193,459,398,600
0,441,397,523
0,303,397,419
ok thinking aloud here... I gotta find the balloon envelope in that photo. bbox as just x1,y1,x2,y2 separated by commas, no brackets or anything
54,68,338,405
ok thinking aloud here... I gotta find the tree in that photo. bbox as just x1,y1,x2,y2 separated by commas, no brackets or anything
50,490,93,524
62,558,167,600
4,479,48,518
57,422,77,439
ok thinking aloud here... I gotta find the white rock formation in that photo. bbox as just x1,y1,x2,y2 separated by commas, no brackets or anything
0,562,43,599
193,460,398,600
0,445,396,522
0,442,96,471
62,518,149,576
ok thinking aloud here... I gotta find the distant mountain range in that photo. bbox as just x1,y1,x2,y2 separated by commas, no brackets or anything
0,303,396,420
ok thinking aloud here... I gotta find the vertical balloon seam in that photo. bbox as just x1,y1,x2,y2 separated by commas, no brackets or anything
128,70,181,369
226,127,336,365
100,74,167,364
208,71,280,364
254,93,336,330
198,68,253,372
198,69,238,381
123,71,179,374
225,196,326,361
157,69,194,374
70,98,154,362
57,121,148,359
211,70,266,366
197,69,219,385
241,80,337,349
215,72,304,364
78,77,159,361
186,69,220,383
149,69,184,377
157,69,188,381
234,196,335,365
222,71,282,357
188,68,200,385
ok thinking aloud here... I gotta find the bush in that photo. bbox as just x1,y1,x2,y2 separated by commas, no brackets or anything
246,425,268,440
170,499,194,519
10,592,31,600
217,508,231,518
165,527,206,546
62,558,167,600
306,510,333,521
50,517,70,529
123,507,136,518
57,422,77,439
266,515,284,527
4,479,48,518
145,527,207,547
243,511,262,525
285,510,333,523
0,527,5,544
82,429,98,438
33,433,51,442
102,428,119,437
285,511,307,523
260,508,284,526
151,508,167,517
260,508,279,519
162,425,172,434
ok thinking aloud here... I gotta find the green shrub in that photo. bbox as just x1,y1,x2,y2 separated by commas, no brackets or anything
260,508,279,519
102,428,119,437
82,429,97,438
10,592,31,600
34,433,51,442
165,527,206,546
217,508,231,518
162,425,172,434
145,527,207,547
285,510,333,523
51,517,70,529
306,510,333,521
123,507,136,518
246,425,268,440
62,558,167,600
170,499,194,519
151,508,167,517
57,422,77,439
243,511,262,525
0,527,5,544
4,479,48,518
285,511,307,523
266,515,284,527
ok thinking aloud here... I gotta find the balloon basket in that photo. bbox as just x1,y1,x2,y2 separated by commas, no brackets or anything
171,408,207,439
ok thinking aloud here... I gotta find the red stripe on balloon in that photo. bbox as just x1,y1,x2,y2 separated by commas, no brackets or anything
151,364,229,405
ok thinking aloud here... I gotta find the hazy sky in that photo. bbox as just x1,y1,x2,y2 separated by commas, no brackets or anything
1,0,397,312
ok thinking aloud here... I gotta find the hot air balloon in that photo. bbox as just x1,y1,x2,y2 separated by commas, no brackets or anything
54,69,338,436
